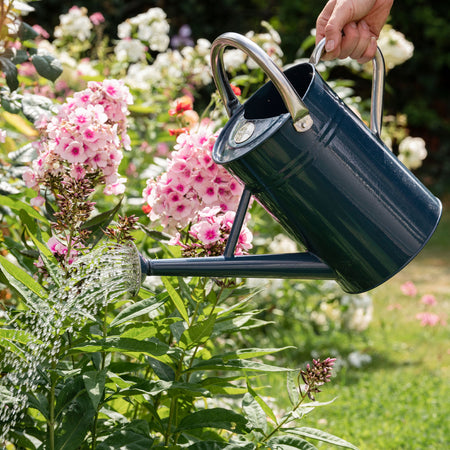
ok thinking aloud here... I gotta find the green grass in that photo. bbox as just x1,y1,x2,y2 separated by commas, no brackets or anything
262,197,450,449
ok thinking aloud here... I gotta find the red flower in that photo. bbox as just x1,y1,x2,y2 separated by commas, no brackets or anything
168,98,193,116
169,127,189,137
231,84,241,96
142,204,152,214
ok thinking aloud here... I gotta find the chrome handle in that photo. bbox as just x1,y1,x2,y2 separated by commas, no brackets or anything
309,38,385,137
210,32,313,132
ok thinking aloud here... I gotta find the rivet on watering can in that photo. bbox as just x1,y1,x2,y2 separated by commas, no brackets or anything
294,115,314,132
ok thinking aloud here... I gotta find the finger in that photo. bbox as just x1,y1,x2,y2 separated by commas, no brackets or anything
315,0,337,44
357,36,378,64
348,20,372,60
320,0,365,59
339,22,359,59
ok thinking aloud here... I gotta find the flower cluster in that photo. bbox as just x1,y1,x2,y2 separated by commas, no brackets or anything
53,6,94,42
117,7,170,54
222,21,283,72
398,136,428,170
24,79,133,200
143,124,241,229
143,123,252,254
377,25,414,70
300,357,336,400
123,38,213,92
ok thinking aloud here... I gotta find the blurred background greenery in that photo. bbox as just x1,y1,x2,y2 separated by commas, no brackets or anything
26,0,449,194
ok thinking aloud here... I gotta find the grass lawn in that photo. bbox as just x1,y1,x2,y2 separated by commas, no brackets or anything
263,196,449,449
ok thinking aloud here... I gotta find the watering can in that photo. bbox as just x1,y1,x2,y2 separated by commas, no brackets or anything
140,32,442,294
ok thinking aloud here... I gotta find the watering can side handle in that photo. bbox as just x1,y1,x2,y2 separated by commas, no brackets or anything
310,37,385,137
210,32,313,132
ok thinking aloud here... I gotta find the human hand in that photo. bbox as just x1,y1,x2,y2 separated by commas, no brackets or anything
316,0,393,63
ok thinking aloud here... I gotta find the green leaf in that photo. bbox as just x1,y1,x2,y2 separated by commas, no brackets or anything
266,435,318,450
0,328,41,347
242,392,267,433
221,347,293,362
110,291,169,327
0,254,48,301
162,276,189,322
12,49,29,65
0,195,49,224
287,428,359,450
188,443,256,450
96,428,154,449
25,227,62,288
176,408,250,434
190,358,293,373
0,56,19,91
145,356,175,381
55,376,85,419
118,379,210,398
180,314,216,349
31,53,63,82
18,22,39,41
69,337,171,363
21,93,58,123
26,392,49,420
246,381,277,425
85,203,122,229
287,371,300,407
55,391,96,450
82,369,107,410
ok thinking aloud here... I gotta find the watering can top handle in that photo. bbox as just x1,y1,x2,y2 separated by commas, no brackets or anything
210,33,386,136
210,32,313,132
310,38,385,136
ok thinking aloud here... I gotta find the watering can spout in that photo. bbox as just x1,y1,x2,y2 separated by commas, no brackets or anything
140,252,335,281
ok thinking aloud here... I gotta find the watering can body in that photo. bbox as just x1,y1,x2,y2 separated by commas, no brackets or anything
209,33,441,294
141,33,441,294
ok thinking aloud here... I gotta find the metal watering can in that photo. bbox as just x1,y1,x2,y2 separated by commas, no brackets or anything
140,32,442,294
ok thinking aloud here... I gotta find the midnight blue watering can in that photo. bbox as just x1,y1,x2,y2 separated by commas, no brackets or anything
140,32,442,294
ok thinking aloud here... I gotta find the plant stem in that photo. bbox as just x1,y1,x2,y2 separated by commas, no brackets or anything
91,303,109,449
48,361,57,450
261,390,309,443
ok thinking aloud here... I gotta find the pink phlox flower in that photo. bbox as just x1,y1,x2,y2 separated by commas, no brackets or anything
30,195,45,207
103,178,127,195
90,12,105,25
420,294,437,306
32,24,50,39
23,169,38,189
401,281,417,297
190,219,221,244
62,141,86,164
70,164,86,180
415,312,442,327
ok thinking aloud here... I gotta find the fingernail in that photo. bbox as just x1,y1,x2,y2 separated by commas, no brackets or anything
350,22,357,29
325,39,335,52
360,20,369,30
